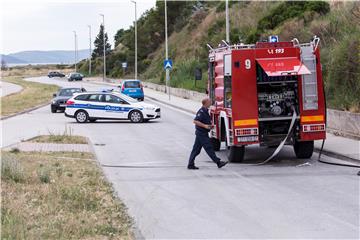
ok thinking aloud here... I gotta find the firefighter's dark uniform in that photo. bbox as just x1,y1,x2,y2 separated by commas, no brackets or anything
188,107,221,167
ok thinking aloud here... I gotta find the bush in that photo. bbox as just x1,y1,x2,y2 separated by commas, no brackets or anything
1,156,25,183
208,19,226,39
170,58,207,91
325,33,360,111
37,166,50,183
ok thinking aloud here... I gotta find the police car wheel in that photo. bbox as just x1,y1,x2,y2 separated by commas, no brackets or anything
129,110,143,123
75,110,89,123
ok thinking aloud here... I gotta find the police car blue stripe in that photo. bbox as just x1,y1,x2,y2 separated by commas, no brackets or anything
67,104,141,112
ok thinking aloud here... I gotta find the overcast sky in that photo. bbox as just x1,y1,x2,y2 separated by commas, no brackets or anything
0,0,156,54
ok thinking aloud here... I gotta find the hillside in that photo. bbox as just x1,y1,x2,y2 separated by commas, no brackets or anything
78,1,360,112
1,49,89,65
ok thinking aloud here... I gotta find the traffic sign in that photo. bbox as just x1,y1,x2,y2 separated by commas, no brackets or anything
122,62,127,68
164,59,173,70
269,35,279,43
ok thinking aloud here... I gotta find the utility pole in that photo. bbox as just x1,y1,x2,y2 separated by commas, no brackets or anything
225,0,230,43
131,0,138,80
164,0,170,100
73,31,77,72
100,14,106,81
88,25,92,76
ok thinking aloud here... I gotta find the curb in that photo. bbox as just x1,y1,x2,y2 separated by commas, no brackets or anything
146,95,359,163
146,96,196,115
1,102,50,120
86,136,145,239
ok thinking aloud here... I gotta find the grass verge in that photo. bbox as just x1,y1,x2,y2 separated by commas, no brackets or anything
1,151,133,239
1,76,59,117
30,135,88,144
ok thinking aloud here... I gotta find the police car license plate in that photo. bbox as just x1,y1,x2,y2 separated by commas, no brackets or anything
129,90,136,92
60,104,67,107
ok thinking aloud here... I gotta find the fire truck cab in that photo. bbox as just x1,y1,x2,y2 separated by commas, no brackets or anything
207,36,326,162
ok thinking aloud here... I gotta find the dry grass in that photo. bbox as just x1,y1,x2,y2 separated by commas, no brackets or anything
1,65,73,78
1,76,59,117
29,128,88,144
1,151,134,239
30,135,88,144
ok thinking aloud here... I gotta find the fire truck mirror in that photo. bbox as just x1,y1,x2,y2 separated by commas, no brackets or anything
194,68,202,81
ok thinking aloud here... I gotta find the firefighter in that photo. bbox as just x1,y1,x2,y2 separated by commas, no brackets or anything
188,98,228,170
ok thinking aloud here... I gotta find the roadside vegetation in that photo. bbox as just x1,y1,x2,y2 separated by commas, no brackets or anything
1,150,133,239
30,134,88,144
1,76,59,117
77,1,360,112
29,128,88,144
1,64,72,78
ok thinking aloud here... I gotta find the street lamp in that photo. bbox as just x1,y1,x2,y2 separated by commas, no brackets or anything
100,14,106,81
88,25,92,76
131,0,137,80
225,0,229,43
164,0,170,100
73,31,77,72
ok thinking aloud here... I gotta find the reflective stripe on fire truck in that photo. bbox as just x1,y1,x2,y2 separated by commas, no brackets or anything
234,119,258,127
256,57,311,77
300,115,324,123
302,123,325,132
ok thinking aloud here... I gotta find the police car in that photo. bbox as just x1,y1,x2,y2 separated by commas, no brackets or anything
64,91,160,123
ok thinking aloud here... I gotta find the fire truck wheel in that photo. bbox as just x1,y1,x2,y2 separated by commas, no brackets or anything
228,146,245,162
211,138,221,151
293,140,314,159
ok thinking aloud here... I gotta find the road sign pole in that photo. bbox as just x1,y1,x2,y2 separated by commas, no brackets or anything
164,0,170,100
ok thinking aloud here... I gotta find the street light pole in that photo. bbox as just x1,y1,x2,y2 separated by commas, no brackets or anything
225,0,229,43
131,0,137,80
100,14,106,81
73,31,77,72
88,25,92,76
164,0,170,100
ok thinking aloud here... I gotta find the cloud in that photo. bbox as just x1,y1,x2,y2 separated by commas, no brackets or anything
1,0,156,54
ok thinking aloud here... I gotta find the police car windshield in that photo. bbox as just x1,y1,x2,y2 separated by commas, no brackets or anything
59,88,81,96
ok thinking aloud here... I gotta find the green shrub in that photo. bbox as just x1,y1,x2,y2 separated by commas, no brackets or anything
208,19,226,39
1,156,25,183
169,58,207,91
325,33,360,111
37,166,50,183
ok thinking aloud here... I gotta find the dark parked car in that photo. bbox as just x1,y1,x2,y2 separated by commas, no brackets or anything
48,71,65,78
67,72,83,81
51,87,86,113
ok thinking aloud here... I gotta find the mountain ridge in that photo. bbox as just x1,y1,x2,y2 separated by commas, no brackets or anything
1,49,90,64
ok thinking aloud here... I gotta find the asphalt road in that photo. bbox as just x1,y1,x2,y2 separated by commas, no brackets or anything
1,81,23,97
2,76,359,239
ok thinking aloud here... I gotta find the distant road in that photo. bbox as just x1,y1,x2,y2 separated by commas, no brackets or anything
0,81,23,97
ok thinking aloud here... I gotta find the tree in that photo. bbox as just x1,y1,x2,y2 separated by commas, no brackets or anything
92,24,111,59
114,29,125,47
1,59,7,71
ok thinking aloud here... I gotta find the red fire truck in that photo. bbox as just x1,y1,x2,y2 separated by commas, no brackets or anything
207,36,326,162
